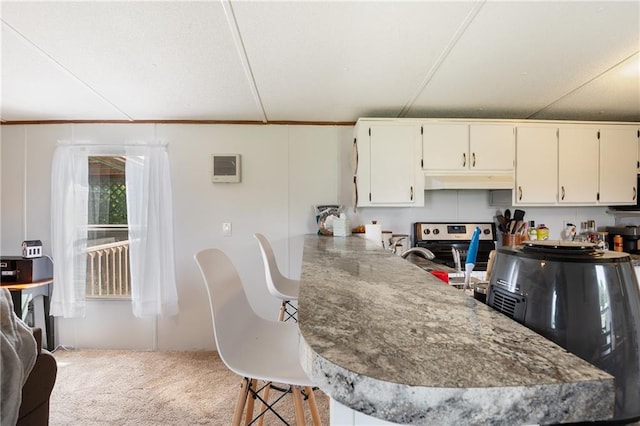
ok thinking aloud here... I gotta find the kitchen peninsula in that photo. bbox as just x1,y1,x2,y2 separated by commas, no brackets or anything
297,235,614,425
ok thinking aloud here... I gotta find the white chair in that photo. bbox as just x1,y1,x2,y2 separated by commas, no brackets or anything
194,248,321,426
254,233,300,322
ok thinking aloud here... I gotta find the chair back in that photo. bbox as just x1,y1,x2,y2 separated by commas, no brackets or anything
254,233,292,298
194,248,259,370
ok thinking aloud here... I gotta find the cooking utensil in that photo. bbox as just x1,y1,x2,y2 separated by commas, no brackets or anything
496,214,507,232
464,226,481,290
485,250,496,281
466,227,481,265
513,209,525,221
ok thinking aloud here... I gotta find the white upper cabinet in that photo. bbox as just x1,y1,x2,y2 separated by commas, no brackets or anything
422,123,468,170
599,125,638,204
422,122,514,171
557,126,599,204
354,118,638,208
637,126,640,174
469,124,515,171
514,126,559,204
354,120,423,207
515,123,638,206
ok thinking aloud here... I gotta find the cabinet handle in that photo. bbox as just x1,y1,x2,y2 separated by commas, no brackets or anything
518,186,523,201
462,153,466,167
561,186,565,200
472,152,476,168
353,176,358,210
634,186,637,201
410,186,414,201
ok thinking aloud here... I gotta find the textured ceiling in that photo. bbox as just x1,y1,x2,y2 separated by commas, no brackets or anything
1,0,639,123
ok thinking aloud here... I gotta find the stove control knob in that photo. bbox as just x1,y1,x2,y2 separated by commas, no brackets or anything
423,229,430,235
483,228,491,235
433,228,440,235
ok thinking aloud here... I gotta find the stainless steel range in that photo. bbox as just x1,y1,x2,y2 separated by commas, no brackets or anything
413,222,497,271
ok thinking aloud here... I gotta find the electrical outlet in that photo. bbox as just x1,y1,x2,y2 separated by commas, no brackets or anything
222,222,232,237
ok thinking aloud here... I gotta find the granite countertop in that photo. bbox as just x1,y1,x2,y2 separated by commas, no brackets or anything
297,235,614,425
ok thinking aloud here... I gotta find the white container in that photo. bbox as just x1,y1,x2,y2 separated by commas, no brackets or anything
364,223,382,247
333,217,351,237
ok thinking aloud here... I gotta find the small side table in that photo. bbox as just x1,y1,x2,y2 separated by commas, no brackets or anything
3,279,54,351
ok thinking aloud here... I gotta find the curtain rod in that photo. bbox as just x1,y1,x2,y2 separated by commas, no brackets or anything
57,141,167,148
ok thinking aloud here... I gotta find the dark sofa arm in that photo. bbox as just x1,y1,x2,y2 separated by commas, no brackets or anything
17,328,57,426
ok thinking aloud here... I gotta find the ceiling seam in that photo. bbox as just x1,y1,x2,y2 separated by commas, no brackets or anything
221,0,268,123
527,50,640,119
1,19,135,122
397,0,487,118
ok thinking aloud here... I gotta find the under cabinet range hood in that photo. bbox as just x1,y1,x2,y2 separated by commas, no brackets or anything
424,173,514,190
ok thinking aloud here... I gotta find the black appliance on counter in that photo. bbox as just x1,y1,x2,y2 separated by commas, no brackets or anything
0,256,53,284
412,222,497,271
487,241,640,423
606,225,640,254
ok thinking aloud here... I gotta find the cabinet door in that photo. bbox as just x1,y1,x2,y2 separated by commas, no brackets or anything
422,123,468,170
637,127,640,174
599,126,638,204
558,126,599,204
369,124,417,204
469,124,514,171
514,126,558,204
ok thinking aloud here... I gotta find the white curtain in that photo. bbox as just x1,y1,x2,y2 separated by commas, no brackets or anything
50,140,178,318
50,145,89,318
125,142,179,317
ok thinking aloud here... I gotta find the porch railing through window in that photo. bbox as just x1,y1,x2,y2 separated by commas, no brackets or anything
86,225,130,298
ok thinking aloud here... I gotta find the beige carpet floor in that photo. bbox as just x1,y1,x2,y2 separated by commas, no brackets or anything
50,349,329,425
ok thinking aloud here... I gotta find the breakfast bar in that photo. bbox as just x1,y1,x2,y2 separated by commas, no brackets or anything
297,235,614,425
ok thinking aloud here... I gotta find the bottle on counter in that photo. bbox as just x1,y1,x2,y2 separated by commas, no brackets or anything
595,231,609,251
587,220,596,242
537,224,549,241
614,234,624,252
528,221,538,241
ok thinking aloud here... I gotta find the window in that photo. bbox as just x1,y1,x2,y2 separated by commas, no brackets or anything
51,140,178,318
86,156,131,298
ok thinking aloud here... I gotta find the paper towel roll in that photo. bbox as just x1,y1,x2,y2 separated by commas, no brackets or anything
365,223,383,247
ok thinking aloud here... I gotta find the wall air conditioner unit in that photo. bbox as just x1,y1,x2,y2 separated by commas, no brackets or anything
212,154,241,183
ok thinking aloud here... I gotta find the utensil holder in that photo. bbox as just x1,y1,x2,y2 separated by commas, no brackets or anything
502,233,522,247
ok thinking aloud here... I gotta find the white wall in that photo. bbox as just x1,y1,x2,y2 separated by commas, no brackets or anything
1,123,341,350
1,122,615,350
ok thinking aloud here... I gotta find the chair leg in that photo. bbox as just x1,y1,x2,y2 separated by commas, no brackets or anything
278,300,287,322
285,301,298,322
244,379,257,426
256,382,272,426
232,377,251,426
292,386,306,426
304,386,322,425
